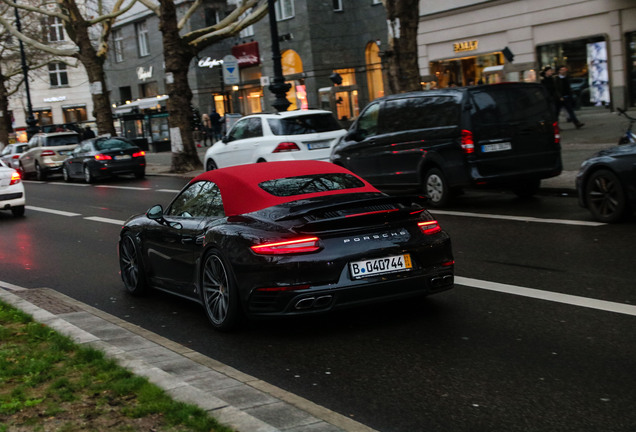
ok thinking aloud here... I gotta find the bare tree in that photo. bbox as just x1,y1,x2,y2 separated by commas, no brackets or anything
137,0,268,173
381,0,421,94
0,0,138,135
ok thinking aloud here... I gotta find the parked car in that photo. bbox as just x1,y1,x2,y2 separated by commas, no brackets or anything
0,159,25,217
62,136,146,183
1,143,29,170
203,110,346,171
19,132,80,180
118,160,454,330
330,83,562,207
576,142,636,223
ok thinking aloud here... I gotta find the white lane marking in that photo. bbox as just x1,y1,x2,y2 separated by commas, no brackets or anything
432,210,605,227
94,185,151,191
84,216,126,225
456,276,636,317
26,206,82,217
158,189,180,193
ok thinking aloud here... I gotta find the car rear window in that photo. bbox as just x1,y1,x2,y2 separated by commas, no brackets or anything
469,86,551,124
259,173,365,197
267,114,342,135
95,138,135,151
45,135,79,146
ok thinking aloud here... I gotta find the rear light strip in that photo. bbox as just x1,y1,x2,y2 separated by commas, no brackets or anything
273,142,300,153
10,171,21,185
553,121,560,145
461,129,475,154
40,150,56,157
251,236,320,255
95,154,112,160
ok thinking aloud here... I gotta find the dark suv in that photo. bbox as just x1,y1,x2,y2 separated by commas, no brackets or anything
330,83,562,206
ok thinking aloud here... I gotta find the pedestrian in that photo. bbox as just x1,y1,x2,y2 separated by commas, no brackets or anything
554,65,584,129
209,109,222,141
201,113,213,146
540,66,557,112
83,125,96,139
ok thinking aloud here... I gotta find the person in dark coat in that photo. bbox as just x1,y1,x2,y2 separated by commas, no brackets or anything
83,126,96,139
554,65,584,129
540,66,557,111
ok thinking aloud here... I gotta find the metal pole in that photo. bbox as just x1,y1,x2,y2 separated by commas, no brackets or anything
13,2,38,139
267,0,290,112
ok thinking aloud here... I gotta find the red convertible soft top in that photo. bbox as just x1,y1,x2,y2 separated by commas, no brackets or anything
190,160,380,216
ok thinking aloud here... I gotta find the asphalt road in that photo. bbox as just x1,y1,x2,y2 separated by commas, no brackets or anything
1,175,635,432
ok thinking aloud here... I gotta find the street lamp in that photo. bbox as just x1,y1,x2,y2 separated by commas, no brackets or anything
13,1,39,140
267,0,290,112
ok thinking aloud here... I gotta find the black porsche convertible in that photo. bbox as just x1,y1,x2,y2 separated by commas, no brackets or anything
118,161,454,330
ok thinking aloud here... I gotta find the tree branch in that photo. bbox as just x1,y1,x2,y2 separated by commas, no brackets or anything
0,13,78,56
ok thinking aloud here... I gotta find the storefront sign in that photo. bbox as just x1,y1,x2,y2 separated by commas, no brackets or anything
198,57,223,69
43,96,67,102
231,41,260,68
137,66,153,81
453,40,479,53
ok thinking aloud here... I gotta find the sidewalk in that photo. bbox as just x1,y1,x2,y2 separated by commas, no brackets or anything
144,107,630,193
0,282,376,432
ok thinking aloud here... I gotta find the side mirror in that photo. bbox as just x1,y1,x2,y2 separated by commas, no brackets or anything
222,135,230,144
146,204,164,220
345,129,362,142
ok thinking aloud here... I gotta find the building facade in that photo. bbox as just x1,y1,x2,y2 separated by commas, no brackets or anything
417,0,636,108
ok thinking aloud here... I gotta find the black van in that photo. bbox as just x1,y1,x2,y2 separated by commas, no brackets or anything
330,83,562,206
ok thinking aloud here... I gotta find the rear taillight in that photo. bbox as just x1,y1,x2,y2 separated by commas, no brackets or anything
133,151,145,158
11,154,20,159
418,220,442,235
251,236,320,254
40,150,56,157
461,130,474,154
95,154,113,160
9,171,21,185
273,142,300,153
553,121,560,144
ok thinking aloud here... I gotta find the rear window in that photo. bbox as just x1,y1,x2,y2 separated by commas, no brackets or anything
380,96,460,133
45,135,79,147
95,138,135,151
469,86,551,124
267,114,342,136
259,173,365,197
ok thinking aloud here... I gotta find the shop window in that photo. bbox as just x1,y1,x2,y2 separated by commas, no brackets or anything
49,63,68,87
139,81,158,98
48,16,64,42
214,94,226,116
135,21,150,57
275,0,294,21
238,9,254,38
120,86,132,104
365,42,384,101
63,106,87,123
34,110,53,126
333,68,356,86
282,50,304,111
113,29,124,63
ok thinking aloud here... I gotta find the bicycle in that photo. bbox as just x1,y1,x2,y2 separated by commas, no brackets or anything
617,107,636,144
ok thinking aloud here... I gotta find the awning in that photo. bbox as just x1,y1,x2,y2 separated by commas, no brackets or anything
114,95,168,114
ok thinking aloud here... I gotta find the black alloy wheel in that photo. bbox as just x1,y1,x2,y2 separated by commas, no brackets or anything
423,168,450,207
206,159,217,171
200,250,240,331
119,234,148,295
585,169,627,223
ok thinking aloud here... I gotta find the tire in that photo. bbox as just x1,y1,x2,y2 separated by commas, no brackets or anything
62,166,72,182
205,159,217,171
119,233,148,295
512,179,541,198
35,162,46,181
585,169,627,223
200,250,241,331
134,169,145,179
11,205,25,217
422,168,450,207
83,165,94,183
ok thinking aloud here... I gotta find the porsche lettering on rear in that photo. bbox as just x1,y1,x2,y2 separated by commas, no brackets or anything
343,230,408,244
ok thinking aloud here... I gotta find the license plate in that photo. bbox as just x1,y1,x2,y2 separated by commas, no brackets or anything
306,140,330,150
114,154,131,160
350,254,412,279
481,142,512,153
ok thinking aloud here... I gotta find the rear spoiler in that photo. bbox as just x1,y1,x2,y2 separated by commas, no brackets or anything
275,195,430,222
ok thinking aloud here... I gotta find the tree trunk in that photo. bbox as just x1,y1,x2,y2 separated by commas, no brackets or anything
384,0,421,94
158,0,202,173
0,67,10,149
59,0,115,136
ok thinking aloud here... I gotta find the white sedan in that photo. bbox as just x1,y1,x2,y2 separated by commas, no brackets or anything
203,110,346,171
0,159,26,217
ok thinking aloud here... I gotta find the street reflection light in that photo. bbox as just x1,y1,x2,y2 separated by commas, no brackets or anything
267,0,291,112
13,1,38,139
